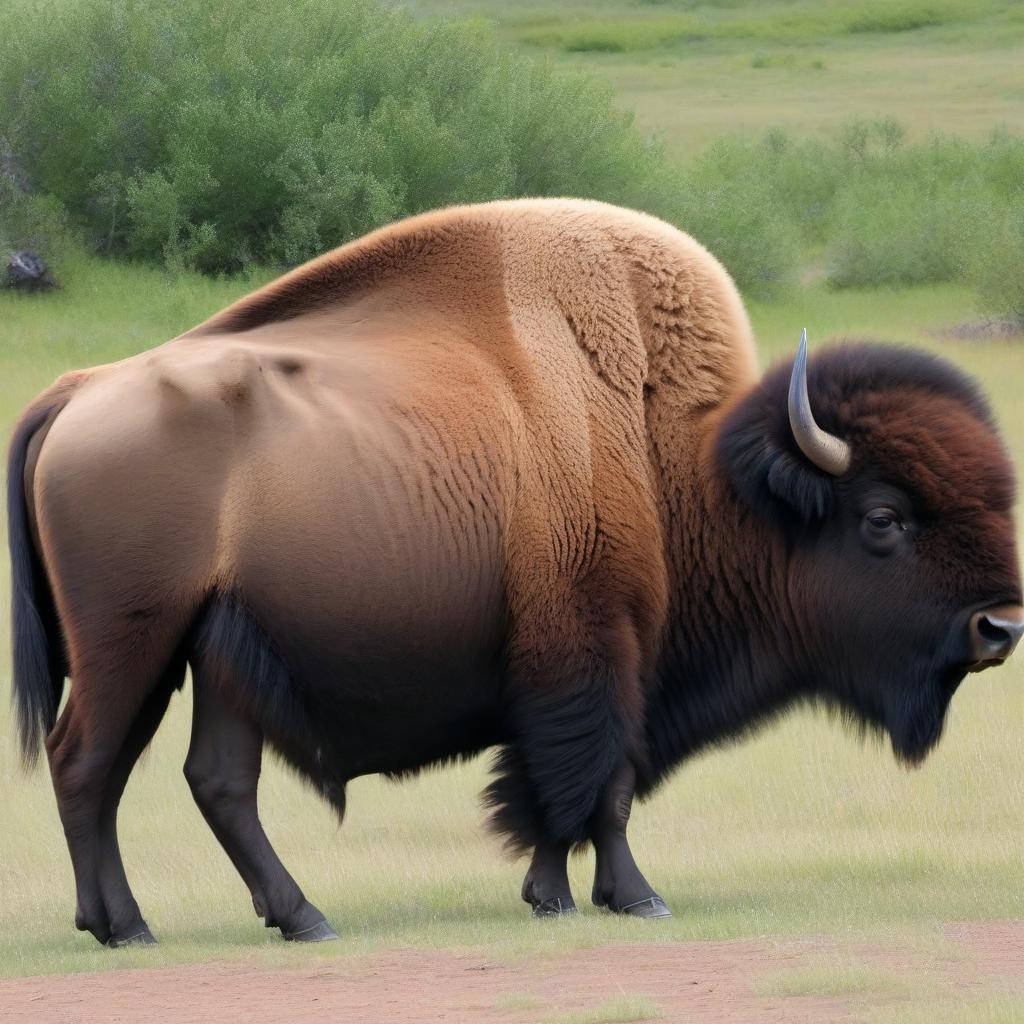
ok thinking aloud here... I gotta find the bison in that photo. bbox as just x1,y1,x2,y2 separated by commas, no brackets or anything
7,199,1022,946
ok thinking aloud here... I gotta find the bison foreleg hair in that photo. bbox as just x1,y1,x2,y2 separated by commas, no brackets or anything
484,677,625,855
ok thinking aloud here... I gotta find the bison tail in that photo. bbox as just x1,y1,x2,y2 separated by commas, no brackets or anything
7,388,77,765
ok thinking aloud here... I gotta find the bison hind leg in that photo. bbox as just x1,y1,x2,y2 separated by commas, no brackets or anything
189,592,346,813
186,593,338,940
45,618,193,946
96,654,187,946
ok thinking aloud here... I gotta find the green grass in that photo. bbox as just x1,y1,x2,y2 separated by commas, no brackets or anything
756,960,918,998
512,1,990,52
408,0,1024,151
756,954,1024,1018
869,995,1024,1024
545,995,663,1023
1,259,1024,985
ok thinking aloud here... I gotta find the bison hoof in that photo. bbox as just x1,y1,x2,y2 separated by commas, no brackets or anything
107,926,158,948
282,919,339,942
531,896,578,918
614,895,671,919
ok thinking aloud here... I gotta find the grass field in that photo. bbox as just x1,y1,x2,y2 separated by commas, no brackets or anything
2,0,1024,1018
410,0,1024,153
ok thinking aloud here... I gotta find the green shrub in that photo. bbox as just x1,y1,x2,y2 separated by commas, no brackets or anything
0,179,77,278
0,0,669,274
6,0,1017,314
670,137,802,298
673,121,1022,306
0,0,802,297
743,131,844,244
975,129,1024,201
672,183,800,298
826,134,983,287
971,130,1024,323
519,16,703,52
826,177,975,287
845,3,950,33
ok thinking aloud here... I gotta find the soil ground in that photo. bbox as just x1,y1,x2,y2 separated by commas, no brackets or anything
3,922,1023,1024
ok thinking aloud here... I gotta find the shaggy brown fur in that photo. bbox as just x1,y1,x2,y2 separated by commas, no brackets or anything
8,199,1020,945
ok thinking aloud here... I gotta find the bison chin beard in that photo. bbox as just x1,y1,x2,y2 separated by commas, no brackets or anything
884,665,966,767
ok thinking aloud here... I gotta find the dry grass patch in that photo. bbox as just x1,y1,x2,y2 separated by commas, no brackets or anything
544,995,663,1024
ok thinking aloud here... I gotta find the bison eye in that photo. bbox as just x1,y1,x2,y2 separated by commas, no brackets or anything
861,506,906,555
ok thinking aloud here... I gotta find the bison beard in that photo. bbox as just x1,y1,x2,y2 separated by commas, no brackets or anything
887,665,961,766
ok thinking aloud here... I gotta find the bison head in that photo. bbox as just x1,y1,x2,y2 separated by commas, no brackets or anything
719,332,1023,764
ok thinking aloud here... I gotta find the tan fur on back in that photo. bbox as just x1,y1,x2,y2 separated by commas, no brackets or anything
198,198,757,398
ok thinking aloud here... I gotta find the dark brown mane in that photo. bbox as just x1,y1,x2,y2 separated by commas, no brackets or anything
717,341,1005,524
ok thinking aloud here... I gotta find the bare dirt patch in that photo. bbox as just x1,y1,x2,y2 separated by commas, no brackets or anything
943,919,1024,987
2,925,1022,1024
0,942,848,1024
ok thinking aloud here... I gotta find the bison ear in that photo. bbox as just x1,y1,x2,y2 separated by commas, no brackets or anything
716,383,834,524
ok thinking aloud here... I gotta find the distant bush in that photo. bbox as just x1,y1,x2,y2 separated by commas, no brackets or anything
970,132,1024,325
825,133,983,287
0,165,76,277
845,2,950,33
826,175,974,287
515,0,986,54
675,121,1024,311
3,0,1018,316
973,208,1024,325
0,0,806,298
671,138,802,298
826,126,1024,293
519,16,702,53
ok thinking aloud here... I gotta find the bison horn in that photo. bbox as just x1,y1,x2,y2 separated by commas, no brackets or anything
788,328,851,477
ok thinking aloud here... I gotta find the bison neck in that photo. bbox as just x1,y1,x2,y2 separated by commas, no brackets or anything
639,394,800,794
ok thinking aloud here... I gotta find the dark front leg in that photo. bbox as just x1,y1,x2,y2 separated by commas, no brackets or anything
521,841,576,917
184,676,337,942
590,761,670,919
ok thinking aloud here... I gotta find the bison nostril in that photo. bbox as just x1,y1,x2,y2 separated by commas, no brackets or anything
978,616,1010,645
968,604,1024,665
